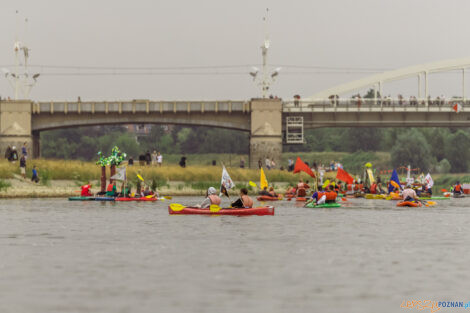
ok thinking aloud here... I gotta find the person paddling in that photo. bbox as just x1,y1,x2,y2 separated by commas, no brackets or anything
306,186,326,206
453,181,463,195
402,184,419,202
197,187,221,208
106,181,117,197
231,188,253,208
268,186,278,198
81,182,93,197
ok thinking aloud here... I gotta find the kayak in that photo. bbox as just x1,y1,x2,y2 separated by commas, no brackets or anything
365,194,387,200
115,197,159,202
168,206,274,216
69,196,95,201
397,201,422,207
420,196,449,200
305,202,341,208
296,197,307,202
68,196,115,201
257,195,282,201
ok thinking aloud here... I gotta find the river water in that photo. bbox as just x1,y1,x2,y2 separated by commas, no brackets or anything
1,197,469,313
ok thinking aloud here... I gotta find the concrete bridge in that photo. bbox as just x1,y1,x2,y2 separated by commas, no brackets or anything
4,56,470,167
1,97,469,168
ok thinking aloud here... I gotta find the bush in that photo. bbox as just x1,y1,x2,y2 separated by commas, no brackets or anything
0,179,11,191
435,159,451,174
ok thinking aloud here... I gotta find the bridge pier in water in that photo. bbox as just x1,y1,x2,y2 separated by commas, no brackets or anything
249,98,283,169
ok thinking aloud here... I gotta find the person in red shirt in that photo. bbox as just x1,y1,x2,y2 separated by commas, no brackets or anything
81,182,92,197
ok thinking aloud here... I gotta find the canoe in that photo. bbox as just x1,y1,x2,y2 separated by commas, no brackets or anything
115,197,159,202
168,206,274,216
397,201,422,207
305,202,341,208
68,196,115,201
257,195,282,201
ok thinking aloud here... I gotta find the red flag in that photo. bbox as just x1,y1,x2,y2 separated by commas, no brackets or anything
453,103,461,113
336,167,354,184
293,157,315,178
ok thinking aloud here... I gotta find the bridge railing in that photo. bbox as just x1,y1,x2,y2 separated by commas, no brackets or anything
283,98,468,112
33,100,249,114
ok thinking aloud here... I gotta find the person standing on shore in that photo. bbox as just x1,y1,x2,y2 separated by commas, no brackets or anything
157,152,162,167
19,155,26,179
22,142,27,159
151,150,157,166
4,145,11,160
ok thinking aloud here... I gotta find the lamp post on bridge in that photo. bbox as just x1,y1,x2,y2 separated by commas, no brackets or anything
249,8,281,98
2,12,40,100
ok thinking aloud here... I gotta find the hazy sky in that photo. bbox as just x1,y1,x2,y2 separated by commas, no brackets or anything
0,0,469,101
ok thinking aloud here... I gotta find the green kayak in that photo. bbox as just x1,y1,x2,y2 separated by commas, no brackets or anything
305,202,341,208
420,196,449,200
69,196,95,201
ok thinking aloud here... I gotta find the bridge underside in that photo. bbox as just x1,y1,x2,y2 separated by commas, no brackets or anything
32,112,251,132
284,111,470,128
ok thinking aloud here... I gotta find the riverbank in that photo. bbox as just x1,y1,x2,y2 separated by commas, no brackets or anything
0,159,468,198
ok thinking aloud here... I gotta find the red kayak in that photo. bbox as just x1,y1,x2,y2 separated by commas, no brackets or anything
257,195,281,201
115,197,158,202
168,206,274,216
397,201,422,207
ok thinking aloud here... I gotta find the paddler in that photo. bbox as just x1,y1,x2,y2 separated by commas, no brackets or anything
306,186,326,206
268,186,278,198
259,186,270,196
80,182,93,197
198,187,221,208
453,181,463,195
106,181,117,197
231,188,254,208
297,179,307,197
402,184,419,202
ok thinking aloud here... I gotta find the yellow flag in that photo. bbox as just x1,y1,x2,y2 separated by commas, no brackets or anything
260,168,268,189
322,179,330,189
367,169,375,184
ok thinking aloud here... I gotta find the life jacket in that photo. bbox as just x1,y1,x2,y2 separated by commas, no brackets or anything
106,184,114,192
318,191,337,201
370,183,377,194
208,194,221,205
455,184,462,192
241,195,253,208
297,188,306,197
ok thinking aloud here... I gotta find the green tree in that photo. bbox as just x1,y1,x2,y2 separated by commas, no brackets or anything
445,130,470,173
391,129,433,171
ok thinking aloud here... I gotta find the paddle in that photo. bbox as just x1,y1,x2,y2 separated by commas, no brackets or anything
210,204,222,213
170,203,185,211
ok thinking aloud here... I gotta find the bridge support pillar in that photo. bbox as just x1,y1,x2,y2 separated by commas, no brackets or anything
249,98,283,169
32,130,40,158
0,100,33,158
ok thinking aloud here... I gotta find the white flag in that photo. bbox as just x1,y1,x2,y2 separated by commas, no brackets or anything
110,167,126,181
425,173,434,189
220,165,235,196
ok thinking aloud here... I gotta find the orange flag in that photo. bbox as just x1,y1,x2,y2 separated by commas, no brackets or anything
293,157,315,178
336,167,354,184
